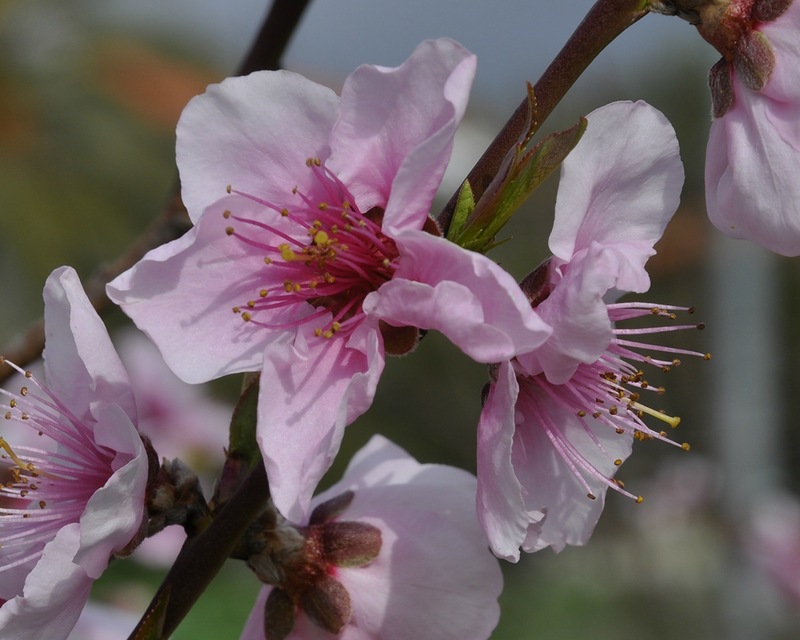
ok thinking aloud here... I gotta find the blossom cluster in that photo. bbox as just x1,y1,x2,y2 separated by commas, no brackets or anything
4,0,796,633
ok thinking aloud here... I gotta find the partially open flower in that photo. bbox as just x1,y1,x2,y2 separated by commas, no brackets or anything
0,267,149,639
240,436,503,640
477,102,708,560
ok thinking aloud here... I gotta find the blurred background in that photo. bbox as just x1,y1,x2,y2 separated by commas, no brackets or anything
1,0,799,638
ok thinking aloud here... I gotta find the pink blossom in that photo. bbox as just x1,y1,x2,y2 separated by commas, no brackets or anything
0,267,149,639
705,0,800,255
477,102,706,560
107,39,550,522
747,494,800,605
240,435,503,640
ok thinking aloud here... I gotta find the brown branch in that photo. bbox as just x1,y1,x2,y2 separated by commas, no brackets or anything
437,0,650,233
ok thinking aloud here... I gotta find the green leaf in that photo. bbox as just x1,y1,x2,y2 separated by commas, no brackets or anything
446,179,475,242
453,84,587,254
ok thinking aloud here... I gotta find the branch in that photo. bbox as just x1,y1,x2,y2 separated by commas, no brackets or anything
437,0,649,233
128,463,269,640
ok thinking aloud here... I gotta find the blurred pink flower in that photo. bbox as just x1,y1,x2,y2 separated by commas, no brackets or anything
107,38,550,522
116,328,229,469
0,267,149,639
240,435,502,640
704,0,800,255
748,493,800,605
477,102,704,560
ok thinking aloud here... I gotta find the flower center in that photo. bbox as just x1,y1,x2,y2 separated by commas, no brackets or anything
517,303,709,503
224,158,400,339
0,358,114,574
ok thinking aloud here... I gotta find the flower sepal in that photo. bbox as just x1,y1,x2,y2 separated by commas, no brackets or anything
244,491,382,639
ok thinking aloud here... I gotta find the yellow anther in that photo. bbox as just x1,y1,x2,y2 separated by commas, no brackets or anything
247,300,256,308
318,203,328,210
704,353,712,360
20,387,27,396
259,290,268,298
283,281,294,293
681,442,691,451
24,371,31,379
314,328,323,337
226,184,232,194
241,312,252,322
577,410,587,417
331,322,342,333
314,230,330,246
614,459,623,466
38,500,46,509
223,210,231,219
264,257,273,265
9,399,16,408
225,226,235,236
281,208,290,217
635,496,644,504
280,244,298,261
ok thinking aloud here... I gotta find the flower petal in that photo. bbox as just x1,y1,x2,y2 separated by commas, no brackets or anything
0,525,93,640
515,245,616,385
363,231,551,362
107,195,311,383
329,39,476,234
258,323,384,523
706,75,800,256
74,403,147,579
760,0,800,103
476,362,537,562
549,101,684,291
43,267,137,424
513,380,633,553
177,71,339,222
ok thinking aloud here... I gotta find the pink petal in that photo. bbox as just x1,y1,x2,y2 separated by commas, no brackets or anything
760,0,800,103
515,246,616,385
363,231,551,362
177,71,339,223
706,74,800,256
512,381,633,553
43,267,137,424
258,323,385,523
329,39,476,234
74,403,147,579
476,362,536,562
0,525,93,640
107,195,312,384
549,101,684,291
